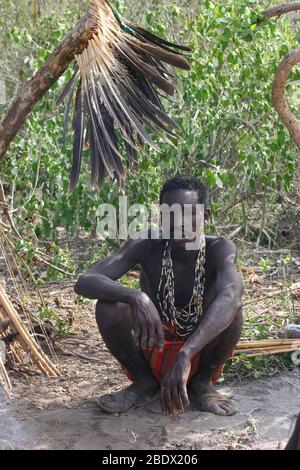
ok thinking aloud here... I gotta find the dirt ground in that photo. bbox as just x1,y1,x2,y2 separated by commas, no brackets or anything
0,282,300,450
1,371,300,450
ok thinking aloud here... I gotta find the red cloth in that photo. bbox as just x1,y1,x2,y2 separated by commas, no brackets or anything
122,322,231,385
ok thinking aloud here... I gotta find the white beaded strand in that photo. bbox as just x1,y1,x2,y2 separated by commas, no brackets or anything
156,236,206,337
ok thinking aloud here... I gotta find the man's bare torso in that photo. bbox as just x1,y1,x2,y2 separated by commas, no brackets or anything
138,235,230,321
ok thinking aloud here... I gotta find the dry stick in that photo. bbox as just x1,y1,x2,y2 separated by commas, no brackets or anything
10,345,22,364
0,237,48,359
6,322,55,376
1,232,67,358
33,253,75,277
236,345,300,353
233,347,300,358
0,359,12,390
243,281,300,306
233,337,300,358
0,182,21,239
0,228,72,353
0,230,46,309
0,221,10,230
57,345,101,363
13,334,50,376
0,283,60,376
236,339,300,350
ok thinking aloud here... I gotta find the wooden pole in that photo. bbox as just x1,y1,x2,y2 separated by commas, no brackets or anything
234,339,300,357
235,339,300,350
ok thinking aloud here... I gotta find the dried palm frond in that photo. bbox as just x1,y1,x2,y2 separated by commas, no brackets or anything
57,0,191,192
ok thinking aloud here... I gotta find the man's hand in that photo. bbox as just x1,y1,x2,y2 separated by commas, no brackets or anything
160,351,191,416
129,292,165,351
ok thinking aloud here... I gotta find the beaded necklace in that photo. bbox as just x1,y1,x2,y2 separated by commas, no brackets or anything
156,235,206,337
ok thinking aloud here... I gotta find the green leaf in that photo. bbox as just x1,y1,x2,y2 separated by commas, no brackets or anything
206,170,216,187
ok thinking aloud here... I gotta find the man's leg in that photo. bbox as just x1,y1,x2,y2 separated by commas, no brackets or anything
189,308,243,416
95,300,159,412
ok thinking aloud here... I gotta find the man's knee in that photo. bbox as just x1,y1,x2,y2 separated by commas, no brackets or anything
234,307,243,328
226,307,243,342
95,300,131,329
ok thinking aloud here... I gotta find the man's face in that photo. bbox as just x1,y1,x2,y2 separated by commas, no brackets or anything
160,189,209,249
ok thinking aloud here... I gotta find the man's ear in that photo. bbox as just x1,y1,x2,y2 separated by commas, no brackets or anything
204,208,211,223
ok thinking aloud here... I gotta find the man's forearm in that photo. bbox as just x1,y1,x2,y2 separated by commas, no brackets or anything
74,273,140,304
181,291,242,360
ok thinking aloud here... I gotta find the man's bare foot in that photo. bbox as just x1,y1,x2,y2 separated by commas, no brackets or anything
189,380,236,416
96,384,159,414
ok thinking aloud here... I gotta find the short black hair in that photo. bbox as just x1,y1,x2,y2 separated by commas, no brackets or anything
160,175,208,206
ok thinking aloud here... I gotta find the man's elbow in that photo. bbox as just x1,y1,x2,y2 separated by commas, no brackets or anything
232,273,243,311
233,289,243,312
74,275,88,296
234,296,243,312
225,286,243,312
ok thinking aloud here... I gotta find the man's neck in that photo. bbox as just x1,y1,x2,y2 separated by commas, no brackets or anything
169,241,201,262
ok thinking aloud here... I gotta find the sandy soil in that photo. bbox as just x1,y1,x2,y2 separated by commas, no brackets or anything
1,367,299,450
0,283,299,450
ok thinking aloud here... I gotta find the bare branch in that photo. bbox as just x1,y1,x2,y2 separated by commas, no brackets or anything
263,2,300,20
259,3,300,150
272,46,300,150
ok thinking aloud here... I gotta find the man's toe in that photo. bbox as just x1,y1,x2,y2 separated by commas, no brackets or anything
218,400,236,416
97,394,116,411
211,402,227,416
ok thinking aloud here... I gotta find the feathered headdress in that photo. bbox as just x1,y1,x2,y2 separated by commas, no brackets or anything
57,0,191,192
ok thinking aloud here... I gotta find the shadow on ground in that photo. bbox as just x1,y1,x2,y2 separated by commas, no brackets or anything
1,370,299,450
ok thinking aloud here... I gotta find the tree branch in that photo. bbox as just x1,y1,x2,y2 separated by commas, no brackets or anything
263,2,300,20
0,13,97,163
272,46,300,150
1,2,300,167
260,3,300,150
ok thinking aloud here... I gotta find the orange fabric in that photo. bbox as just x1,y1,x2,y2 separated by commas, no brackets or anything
122,322,233,385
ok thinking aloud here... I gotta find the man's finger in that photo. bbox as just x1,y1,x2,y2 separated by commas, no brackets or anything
179,381,190,409
165,383,175,416
160,387,167,415
156,323,165,351
140,320,149,350
132,320,141,347
172,384,184,415
147,324,156,349
161,383,172,416
162,382,172,416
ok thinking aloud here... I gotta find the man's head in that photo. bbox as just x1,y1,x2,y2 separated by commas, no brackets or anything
159,175,210,248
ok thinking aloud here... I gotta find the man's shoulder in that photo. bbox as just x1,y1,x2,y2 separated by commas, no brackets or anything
206,236,237,251
206,236,237,263
125,227,161,256
128,226,160,243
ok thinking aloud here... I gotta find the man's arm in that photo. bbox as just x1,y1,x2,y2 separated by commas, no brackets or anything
74,237,164,350
160,238,243,416
74,238,149,303
181,238,243,360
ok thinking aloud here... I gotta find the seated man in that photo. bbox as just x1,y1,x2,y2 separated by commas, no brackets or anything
74,175,243,417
